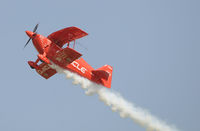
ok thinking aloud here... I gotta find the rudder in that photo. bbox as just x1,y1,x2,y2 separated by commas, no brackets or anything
92,65,113,88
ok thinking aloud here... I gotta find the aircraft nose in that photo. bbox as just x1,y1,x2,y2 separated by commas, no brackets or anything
25,31,34,38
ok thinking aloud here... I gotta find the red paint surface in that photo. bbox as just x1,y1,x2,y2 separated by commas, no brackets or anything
26,27,113,88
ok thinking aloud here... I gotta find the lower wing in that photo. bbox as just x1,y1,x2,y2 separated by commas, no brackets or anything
36,62,57,79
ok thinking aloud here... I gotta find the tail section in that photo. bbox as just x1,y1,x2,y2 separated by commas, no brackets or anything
92,65,113,88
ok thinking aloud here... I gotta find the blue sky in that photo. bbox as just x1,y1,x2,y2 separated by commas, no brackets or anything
0,0,199,130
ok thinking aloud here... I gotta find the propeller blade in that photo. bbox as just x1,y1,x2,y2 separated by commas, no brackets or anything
24,38,31,48
33,23,39,33
24,23,39,49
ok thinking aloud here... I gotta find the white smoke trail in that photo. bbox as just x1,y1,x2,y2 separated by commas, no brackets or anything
50,64,178,131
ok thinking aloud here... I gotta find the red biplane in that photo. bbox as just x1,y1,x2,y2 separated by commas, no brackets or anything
24,24,113,88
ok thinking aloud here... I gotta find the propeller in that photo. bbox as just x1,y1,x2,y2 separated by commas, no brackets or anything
24,23,39,48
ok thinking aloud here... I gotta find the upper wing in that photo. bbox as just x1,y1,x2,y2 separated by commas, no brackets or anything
47,26,88,47
52,47,82,67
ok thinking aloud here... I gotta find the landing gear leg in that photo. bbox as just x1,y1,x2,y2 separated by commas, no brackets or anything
35,58,40,64
37,53,51,64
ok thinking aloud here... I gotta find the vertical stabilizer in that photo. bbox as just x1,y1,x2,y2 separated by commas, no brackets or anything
92,65,113,88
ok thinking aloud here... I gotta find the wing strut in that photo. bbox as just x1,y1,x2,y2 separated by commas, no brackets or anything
73,40,76,49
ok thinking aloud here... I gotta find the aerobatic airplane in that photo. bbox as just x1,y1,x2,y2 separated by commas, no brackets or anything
24,24,113,88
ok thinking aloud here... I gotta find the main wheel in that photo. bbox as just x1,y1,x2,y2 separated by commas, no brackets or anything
30,65,35,69
40,59,44,63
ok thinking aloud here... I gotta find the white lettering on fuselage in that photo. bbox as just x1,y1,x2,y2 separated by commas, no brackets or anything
71,61,87,74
